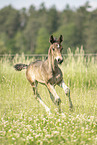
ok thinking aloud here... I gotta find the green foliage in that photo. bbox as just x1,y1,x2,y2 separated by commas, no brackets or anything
45,6,59,34
85,10,97,53
0,33,9,54
14,31,26,53
0,5,20,38
23,18,40,53
35,28,49,54
0,51,97,144
0,3,97,54
54,23,78,53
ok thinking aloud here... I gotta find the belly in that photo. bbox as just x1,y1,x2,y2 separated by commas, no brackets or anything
26,62,47,84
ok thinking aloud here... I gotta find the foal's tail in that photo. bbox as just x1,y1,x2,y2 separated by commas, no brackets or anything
14,64,28,71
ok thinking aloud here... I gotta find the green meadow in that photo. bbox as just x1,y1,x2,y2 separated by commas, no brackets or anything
0,49,97,145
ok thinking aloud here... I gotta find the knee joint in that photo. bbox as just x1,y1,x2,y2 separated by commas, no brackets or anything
55,98,61,106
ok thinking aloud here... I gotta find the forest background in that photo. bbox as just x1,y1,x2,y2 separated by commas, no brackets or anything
0,2,97,54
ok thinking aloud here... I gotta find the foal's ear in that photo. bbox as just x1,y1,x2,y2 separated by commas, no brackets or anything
49,35,55,44
58,35,63,43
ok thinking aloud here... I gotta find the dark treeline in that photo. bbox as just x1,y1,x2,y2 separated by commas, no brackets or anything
0,2,97,54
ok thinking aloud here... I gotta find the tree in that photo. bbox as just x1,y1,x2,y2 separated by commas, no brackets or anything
85,10,97,53
35,27,49,54
54,23,78,53
75,5,89,47
19,8,28,29
45,5,59,34
0,2,97,54
37,3,47,28
0,5,20,38
24,17,40,53
61,4,74,25
14,31,27,53
0,33,11,54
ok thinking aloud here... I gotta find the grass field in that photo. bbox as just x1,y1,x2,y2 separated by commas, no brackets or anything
0,49,97,145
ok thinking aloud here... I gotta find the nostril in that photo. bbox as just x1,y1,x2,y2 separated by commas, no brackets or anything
61,59,63,63
60,59,63,64
58,59,63,64
58,58,60,62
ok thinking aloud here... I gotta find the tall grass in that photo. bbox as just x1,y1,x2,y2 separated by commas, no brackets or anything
0,48,97,145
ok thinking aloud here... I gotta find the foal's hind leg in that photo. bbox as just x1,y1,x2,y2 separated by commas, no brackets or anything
31,82,51,114
32,81,40,99
58,80,73,109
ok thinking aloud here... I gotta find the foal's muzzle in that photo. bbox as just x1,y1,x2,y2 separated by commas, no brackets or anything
58,58,63,64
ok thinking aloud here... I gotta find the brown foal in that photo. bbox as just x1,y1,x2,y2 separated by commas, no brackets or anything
14,35,73,114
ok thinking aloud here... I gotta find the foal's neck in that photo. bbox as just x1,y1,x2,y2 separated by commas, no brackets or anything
47,50,58,72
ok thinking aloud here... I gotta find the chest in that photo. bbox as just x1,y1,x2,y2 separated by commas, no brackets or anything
48,67,63,85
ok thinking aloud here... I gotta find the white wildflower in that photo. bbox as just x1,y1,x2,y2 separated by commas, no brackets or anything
12,137,16,140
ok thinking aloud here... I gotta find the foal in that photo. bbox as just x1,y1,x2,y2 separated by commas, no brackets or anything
14,35,73,114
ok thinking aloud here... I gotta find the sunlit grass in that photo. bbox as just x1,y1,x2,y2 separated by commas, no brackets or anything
0,50,97,144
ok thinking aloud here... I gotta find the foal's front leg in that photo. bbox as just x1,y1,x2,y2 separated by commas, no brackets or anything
58,80,73,109
47,83,61,112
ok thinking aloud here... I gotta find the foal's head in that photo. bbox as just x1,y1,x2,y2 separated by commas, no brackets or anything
49,35,63,64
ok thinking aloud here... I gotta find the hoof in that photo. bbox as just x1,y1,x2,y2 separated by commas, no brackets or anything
65,88,70,96
54,98,61,106
69,103,73,111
